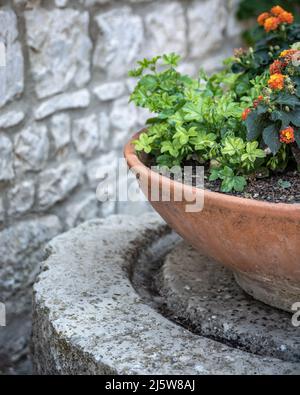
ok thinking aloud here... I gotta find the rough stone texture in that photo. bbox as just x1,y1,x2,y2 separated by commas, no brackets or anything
72,114,99,158
110,98,138,148
32,215,300,375
25,8,92,99
93,7,144,78
93,82,125,102
86,152,117,188
144,2,186,57
14,124,49,172
38,160,83,210
0,197,4,223
98,112,110,150
64,192,100,229
159,242,300,363
0,215,62,374
0,133,14,181
0,9,24,108
188,0,227,59
0,0,244,374
7,180,35,217
0,216,62,301
0,110,24,129
34,89,90,120
50,113,71,152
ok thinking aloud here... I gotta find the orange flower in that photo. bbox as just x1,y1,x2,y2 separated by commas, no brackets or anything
279,49,298,65
264,16,280,32
257,12,270,26
278,11,294,24
279,49,295,58
270,59,284,75
271,6,285,16
242,108,251,121
268,73,285,90
280,126,295,144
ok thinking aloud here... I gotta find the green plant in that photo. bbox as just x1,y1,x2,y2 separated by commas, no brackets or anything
242,47,300,171
129,6,300,193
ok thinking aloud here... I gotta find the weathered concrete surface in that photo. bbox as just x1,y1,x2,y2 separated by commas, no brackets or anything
159,243,300,363
32,214,300,375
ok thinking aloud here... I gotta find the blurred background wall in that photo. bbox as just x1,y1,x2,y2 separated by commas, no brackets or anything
0,0,243,373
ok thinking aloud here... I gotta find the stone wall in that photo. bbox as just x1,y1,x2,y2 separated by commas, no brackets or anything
0,0,242,373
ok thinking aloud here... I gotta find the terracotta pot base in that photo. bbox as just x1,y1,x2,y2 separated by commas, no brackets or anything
233,271,299,312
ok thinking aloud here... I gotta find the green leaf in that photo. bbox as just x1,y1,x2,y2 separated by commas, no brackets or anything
262,124,281,155
161,141,179,158
256,104,268,115
276,93,300,109
209,169,221,181
182,102,203,122
278,179,292,189
220,175,247,193
162,53,181,67
222,137,245,156
173,125,189,145
270,111,291,128
233,176,247,192
241,141,266,165
245,111,266,140
191,131,217,151
295,129,300,148
134,132,154,153
288,110,300,127
141,75,158,90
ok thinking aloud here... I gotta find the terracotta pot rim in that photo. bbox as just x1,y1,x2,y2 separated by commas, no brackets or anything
124,130,300,214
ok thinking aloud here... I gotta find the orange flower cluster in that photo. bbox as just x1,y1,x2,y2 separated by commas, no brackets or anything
242,108,251,121
257,5,294,32
264,17,280,32
279,48,299,65
270,5,285,16
280,127,295,144
269,59,284,75
268,73,285,90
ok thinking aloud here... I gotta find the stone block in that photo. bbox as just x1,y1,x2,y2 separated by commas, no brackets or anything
0,134,14,181
14,124,49,172
93,7,144,78
38,160,83,210
25,8,91,99
0,9,24,107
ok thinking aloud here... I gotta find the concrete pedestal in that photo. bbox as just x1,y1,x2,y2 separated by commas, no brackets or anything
32,214,300,375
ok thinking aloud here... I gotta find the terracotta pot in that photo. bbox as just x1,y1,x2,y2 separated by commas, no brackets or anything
124,132,300,312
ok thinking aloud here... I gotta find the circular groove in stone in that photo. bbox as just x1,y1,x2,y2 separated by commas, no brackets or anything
152,242,300,363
